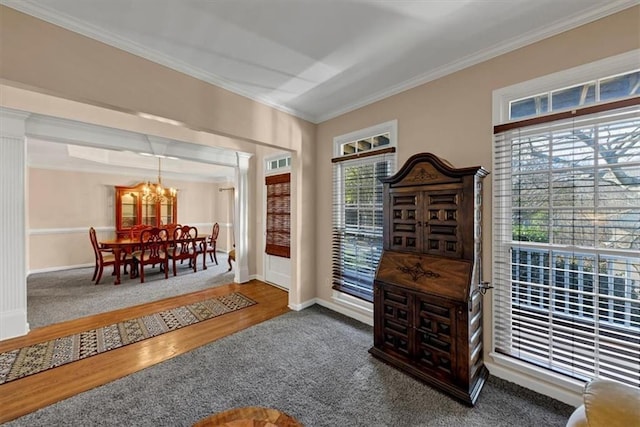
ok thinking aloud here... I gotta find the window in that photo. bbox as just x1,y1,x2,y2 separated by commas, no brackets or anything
510,70,639,120
332,121,397,302
494,97,640,387
267,155,291,171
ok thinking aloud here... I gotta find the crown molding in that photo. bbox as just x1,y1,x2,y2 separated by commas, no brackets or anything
313,0,640,123
0,0,316,123
2,0,637,125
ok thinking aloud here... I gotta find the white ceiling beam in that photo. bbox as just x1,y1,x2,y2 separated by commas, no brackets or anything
24,113,242,168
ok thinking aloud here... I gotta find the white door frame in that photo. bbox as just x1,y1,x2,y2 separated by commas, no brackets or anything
263,153,292,290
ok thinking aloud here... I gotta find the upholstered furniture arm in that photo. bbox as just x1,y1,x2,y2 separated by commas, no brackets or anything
567,379,640,427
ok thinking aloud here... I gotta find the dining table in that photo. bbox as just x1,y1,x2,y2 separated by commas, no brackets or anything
99,235,207,284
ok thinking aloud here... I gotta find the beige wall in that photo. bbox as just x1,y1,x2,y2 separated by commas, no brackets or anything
27,167,227,271
315,5,639,394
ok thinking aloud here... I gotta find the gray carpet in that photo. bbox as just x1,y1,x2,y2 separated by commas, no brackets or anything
6,304,574,427
27,252,234,328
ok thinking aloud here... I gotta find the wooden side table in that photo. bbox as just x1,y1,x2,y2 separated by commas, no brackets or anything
193,406,302,427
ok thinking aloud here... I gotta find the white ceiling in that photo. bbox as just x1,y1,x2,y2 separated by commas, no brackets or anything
3,0,637,123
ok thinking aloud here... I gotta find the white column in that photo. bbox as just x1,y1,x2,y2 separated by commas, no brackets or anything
234,152,252,283
0,108,30,340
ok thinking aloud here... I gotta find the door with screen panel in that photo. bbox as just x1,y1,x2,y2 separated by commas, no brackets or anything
264,160,291,290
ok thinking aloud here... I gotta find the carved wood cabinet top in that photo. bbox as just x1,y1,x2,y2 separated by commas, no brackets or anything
382,152,489,188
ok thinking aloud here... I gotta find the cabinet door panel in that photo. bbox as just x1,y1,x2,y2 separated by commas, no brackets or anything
388,192,421,252
141,200,157,226
423,188,463,257
380,286,411,357
414,296,457,382
120,192,138,228
160,200,175,225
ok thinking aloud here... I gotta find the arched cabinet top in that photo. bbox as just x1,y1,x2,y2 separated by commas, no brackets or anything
381,152,489,187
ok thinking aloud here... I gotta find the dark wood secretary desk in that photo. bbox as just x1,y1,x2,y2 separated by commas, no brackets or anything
369,152,490,406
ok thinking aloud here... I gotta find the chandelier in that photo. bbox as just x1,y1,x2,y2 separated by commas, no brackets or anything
143,157,177,202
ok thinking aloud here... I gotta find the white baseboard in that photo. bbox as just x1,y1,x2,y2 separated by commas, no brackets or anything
28,263,93,275
288,296,373,326
268,282,289,292
486,355,584,407
0,309,30,341
288,298,317,311
311,297,373,326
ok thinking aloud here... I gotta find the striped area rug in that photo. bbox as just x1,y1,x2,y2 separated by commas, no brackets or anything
0,292,256,385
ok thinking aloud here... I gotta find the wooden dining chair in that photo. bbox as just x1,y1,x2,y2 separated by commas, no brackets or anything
124,224,152,275
162,223,182,265
162,223,181,240
196,222,220,270
89,227,117,285
132,227,169,283
129,224,152,240
168,225,198,276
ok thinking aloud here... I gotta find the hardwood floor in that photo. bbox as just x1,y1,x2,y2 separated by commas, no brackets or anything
0,280,290,424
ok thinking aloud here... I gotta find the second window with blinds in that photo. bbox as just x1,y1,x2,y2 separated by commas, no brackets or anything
492,57,640,388
332,121,397,302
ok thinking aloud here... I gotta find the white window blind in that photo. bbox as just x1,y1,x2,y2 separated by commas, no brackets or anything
332,148,396,302
493,100,640,387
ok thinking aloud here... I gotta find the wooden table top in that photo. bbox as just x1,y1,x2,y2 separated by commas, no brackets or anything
100,235,207,247
193,406,302,427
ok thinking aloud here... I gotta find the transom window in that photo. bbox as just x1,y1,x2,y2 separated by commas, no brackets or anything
510,70,640,120
267,155,291,171
338,132,390,156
